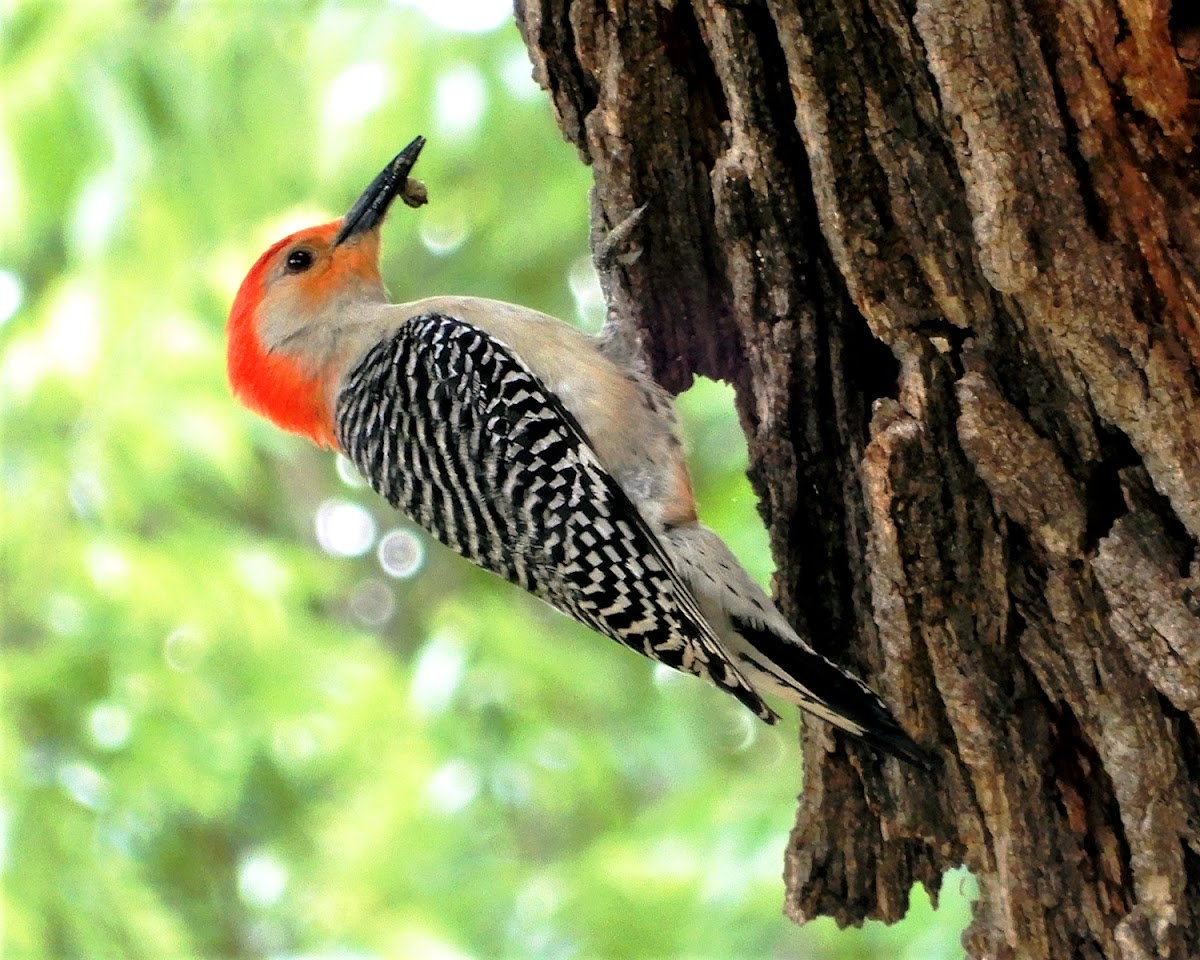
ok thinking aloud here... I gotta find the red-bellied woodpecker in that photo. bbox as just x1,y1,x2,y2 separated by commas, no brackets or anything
227,137,932,768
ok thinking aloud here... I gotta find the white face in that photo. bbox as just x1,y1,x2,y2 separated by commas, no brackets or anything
253,226,386,371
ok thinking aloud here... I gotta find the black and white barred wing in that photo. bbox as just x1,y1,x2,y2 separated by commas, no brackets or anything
337,313,774,722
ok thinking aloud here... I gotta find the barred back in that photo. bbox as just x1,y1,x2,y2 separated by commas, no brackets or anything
336,313,772,721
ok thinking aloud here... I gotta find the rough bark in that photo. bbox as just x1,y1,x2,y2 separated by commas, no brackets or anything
517,1,1200,957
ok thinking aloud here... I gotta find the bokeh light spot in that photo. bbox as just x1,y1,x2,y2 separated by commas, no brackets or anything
86,541,130,592
501,50,542,101
490,762,531,807
68,470,106,520
325,62,389,126
70,171,125,259
238,850,289,909
0,280,101,395
569,255,605,331
349,577,396,626
45,593,86,636
235,548,290,596
159,312,207,357
410,632,467,717
335,454,368,488
163,625,206,671
425,759,480,814
377,528,424,578
315,499,377,557
0,270,23,326
23,745,56,787
730,707,759,753
272,722,320,768
434,66,487,137
391,0,513,33
419,211,470,256
58,762,107,810
652,662,683,689
532,729,580,772
87,701,133,751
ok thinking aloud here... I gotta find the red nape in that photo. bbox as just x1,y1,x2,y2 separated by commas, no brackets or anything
226,235,338,450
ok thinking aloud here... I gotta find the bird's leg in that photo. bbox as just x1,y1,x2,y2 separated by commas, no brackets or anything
592,202,648,273
591,197,650,371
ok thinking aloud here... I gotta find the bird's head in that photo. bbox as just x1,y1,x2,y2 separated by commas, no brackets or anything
227,136,426,448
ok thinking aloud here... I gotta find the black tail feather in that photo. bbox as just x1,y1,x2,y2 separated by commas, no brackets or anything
730,615,937,771
848,719,940,772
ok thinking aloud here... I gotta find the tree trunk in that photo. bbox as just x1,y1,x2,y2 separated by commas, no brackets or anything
517,1,1200,957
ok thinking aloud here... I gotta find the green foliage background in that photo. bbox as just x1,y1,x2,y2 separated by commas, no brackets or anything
1,2,972,957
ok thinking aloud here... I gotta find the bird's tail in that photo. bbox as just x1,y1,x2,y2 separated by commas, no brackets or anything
726,613,936,771
660,524,936,771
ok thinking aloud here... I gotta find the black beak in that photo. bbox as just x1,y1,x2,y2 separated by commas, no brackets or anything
334,136,426,246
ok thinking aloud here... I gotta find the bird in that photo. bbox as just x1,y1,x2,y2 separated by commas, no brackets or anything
226,136,933,769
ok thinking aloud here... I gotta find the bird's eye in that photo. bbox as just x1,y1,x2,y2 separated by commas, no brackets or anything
285,249,314,273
